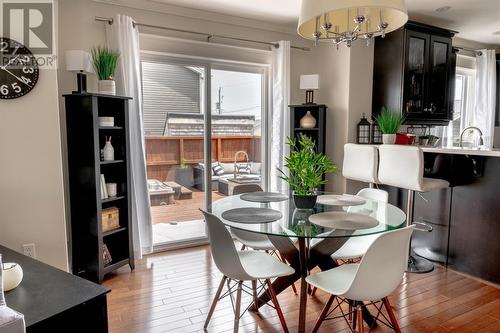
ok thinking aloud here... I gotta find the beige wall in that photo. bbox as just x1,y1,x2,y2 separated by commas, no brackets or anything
0,67,68,270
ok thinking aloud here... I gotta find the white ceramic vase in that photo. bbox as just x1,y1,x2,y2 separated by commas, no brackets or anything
300,111,317,128
103,138,114,161
98,80,116,95
382,134,397,144
2,262,23,292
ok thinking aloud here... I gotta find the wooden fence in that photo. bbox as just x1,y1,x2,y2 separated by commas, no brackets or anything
145,135,261,181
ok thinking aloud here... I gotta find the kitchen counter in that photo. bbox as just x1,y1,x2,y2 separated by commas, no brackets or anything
420,146,500,157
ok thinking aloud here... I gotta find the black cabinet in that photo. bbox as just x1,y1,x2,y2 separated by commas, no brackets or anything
373,21,457,125
64,93,135,283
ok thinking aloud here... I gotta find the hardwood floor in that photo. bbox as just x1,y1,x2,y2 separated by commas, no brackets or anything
103,246,500,333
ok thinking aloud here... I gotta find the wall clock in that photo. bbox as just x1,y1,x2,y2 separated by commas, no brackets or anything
0,37,39,99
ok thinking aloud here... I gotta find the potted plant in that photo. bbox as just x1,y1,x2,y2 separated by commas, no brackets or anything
91,46,120,95
376,107,403,144
278,135,337,209
175,158,193,187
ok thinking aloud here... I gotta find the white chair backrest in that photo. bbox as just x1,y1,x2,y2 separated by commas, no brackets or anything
343,144,379,184
201,210,253,281
344,226,414,301
357,188,388,203
233,184,263,195
378,145,424,192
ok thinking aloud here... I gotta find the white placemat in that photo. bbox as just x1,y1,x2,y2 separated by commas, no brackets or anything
309,211,379,230
316,194,366,206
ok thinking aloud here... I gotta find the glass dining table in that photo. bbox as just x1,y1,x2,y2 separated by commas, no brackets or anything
212,192,406,333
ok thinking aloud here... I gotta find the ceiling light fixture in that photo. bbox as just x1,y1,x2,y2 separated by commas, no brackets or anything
297,0,408,49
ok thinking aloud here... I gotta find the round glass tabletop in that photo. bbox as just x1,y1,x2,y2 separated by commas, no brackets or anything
212,192,407,239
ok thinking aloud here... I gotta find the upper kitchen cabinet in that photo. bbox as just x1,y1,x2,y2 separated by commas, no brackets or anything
372,21,457,125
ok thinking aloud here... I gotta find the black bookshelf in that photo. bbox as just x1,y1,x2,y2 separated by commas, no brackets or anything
289,104,326,155
289,104,327,191
64,93,134,283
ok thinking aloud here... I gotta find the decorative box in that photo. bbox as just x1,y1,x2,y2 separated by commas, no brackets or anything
101,207,119,232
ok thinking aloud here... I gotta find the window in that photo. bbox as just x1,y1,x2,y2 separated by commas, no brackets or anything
447,67,476,145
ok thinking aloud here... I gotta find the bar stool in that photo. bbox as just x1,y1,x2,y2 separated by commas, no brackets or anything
342,143,379,187
378,145,449,273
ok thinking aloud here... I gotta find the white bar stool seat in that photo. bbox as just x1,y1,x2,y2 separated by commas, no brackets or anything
378,145,449,273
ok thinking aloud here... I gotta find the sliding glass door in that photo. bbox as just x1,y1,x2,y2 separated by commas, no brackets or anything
141,54,268,249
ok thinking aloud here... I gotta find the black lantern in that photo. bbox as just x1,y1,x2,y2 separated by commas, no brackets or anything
371,121,383,144
356,113,371,144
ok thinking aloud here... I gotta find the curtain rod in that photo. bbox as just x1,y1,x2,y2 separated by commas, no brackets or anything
455,46,483,56
95,16,310,51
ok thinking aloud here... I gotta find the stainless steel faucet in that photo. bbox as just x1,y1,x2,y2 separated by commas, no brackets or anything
459,126,484,148
233,150,249,179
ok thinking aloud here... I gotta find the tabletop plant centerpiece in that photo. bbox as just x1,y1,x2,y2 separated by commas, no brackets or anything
91,46,120,95
376,107,404,144
278,135,337,209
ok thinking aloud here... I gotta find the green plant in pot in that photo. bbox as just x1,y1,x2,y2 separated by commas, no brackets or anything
91,46,120,96
376,107,404,144
278,135,337,209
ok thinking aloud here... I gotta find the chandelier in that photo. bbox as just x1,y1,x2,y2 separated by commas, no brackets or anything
298,0,408,48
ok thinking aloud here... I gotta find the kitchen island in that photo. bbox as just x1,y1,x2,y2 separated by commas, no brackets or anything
382,146,500,285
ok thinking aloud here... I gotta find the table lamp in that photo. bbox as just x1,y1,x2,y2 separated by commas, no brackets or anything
65,50,94,94
300,74,319,105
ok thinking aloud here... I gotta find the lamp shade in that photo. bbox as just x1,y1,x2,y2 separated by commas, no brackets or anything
65,50,94,73
298,0,408,40
300,74,320,90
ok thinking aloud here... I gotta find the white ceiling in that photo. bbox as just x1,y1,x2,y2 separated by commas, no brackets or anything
148,0,500,46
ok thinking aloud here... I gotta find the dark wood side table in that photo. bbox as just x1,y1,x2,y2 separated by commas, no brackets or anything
1,245,110,333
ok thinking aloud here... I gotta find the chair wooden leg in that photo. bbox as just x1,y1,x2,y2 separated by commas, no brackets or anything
234,281,243,333
312,294,335,333
357,304,365,333
277,252,297,294
252,280,259,312
311,286,317,296
266,279,289,333
348,301,353,322
204,275,227,329
382,297,401,333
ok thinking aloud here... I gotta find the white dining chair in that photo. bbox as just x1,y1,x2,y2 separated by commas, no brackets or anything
331,188,389,261
230,185,298,293
306,226,414,333
201,210,294,333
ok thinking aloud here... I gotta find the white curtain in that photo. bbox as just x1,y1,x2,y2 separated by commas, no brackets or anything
270,41,291,193
106,15,153,258
474,49,497,148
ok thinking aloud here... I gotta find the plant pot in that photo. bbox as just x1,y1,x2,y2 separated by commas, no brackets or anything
98,80,116,95
293,193,318,209
175,167,193,187
382,134,397,144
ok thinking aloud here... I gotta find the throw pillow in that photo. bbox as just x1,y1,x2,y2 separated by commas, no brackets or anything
212,164,224,176
237,163,251,174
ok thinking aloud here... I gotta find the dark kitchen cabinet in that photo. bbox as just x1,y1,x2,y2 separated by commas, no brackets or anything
373,21,457,125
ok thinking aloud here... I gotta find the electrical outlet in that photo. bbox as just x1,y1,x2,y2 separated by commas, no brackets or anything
22,243,36,258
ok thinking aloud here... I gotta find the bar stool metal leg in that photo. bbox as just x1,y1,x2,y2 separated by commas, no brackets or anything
406,189,434,273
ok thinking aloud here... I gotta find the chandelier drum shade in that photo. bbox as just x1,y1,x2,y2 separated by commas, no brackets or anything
298,0,408,48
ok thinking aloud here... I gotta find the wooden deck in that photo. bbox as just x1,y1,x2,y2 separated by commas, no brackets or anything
104,245,500,333
151,189,225,224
